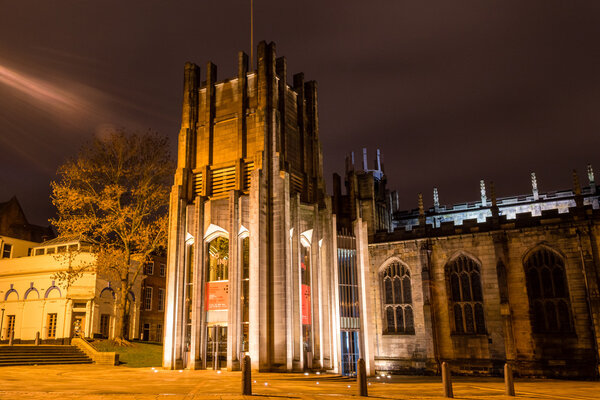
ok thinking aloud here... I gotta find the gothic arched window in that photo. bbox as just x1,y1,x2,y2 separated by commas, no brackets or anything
524,248,572,333
446,255,486,334
381,261,414,334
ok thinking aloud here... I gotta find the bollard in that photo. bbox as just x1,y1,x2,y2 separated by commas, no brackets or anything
35,332,40,346
357,358,368,397
442,362,453,398
242,355,252,395
8,331,14,346
504,363,515,396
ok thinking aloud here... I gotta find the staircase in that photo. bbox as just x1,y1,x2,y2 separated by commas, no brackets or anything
0,345,93,366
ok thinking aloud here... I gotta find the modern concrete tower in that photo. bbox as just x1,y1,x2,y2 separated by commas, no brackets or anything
163,42,374,374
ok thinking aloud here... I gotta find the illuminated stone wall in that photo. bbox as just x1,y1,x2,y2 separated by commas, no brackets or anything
163,42,374,374
368,204,600,378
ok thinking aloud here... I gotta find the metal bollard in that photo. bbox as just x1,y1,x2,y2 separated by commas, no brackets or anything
442,362,453,398
35,332,40,346
242,355,252,395
8,331,14,346
504,363,515,396
357,358,368,397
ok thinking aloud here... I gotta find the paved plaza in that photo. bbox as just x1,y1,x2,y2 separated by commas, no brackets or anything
0,365,599,400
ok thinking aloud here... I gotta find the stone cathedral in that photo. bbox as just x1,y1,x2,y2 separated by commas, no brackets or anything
164,42,600,379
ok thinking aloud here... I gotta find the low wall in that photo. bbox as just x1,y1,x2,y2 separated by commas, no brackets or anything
71,337,118,366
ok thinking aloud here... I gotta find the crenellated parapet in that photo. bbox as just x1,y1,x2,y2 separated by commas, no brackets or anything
375,203,600,243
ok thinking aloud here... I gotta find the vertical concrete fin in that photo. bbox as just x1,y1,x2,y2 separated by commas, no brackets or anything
238,51,249,161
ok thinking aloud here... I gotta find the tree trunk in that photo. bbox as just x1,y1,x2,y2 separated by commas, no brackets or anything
113,278,129,341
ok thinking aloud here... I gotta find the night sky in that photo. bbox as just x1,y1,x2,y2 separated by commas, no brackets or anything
1,1,599,226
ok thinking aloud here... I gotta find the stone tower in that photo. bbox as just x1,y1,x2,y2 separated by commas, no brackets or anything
163,42,373,373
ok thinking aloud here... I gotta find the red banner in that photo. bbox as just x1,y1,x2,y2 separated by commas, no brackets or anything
302,284,311,325
205,281,229,311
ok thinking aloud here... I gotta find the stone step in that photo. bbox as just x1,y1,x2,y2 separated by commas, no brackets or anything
0,345,92,366
0,359,93,366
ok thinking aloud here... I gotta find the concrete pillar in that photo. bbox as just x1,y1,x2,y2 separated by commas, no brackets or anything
163,192,188,369
188,197,204,370
227,190,240,370
354,219,375,376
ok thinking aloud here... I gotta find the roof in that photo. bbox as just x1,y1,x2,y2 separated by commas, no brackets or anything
36,234,95,248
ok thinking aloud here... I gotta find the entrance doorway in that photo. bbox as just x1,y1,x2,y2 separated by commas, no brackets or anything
71,313,86,338
142,323,150,341
206,325,227,369
341,330,360,376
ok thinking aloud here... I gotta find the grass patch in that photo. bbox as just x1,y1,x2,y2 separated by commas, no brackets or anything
93,340,163,368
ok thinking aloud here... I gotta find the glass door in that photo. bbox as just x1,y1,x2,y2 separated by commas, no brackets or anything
206,325,227,369
341,330,360,376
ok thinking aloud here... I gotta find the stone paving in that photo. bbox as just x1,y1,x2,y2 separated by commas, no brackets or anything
0,365,599,399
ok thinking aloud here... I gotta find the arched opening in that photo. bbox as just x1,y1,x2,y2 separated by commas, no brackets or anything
524,247,573,333
446,255,486,334
301,242,313,368
205,235,229,369
380,260,414,334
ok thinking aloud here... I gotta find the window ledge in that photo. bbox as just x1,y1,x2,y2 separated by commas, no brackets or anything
382,331,416,336
532,332,577,339
450,333,488,338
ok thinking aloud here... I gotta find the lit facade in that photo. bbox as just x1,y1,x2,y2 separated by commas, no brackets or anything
163,42,373,373
0,237,142,343
164,43,600,379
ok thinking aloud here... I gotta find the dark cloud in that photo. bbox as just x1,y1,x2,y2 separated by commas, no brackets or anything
1,1,599,225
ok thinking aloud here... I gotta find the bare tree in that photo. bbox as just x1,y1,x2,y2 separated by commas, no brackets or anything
51,129,172,342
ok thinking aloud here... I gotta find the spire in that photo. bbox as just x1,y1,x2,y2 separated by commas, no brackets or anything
376,149,382,171
573,169,584,208
433,187,440,211
490,181,499,219
418,193,425,226
588,164,596,194
573,169,582,196
480,180,487,207
531,172,539,200
490,181,497,208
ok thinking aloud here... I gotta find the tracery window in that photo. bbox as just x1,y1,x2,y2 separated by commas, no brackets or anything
381,261,414,334
447,255,486,334
524,248,573,333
